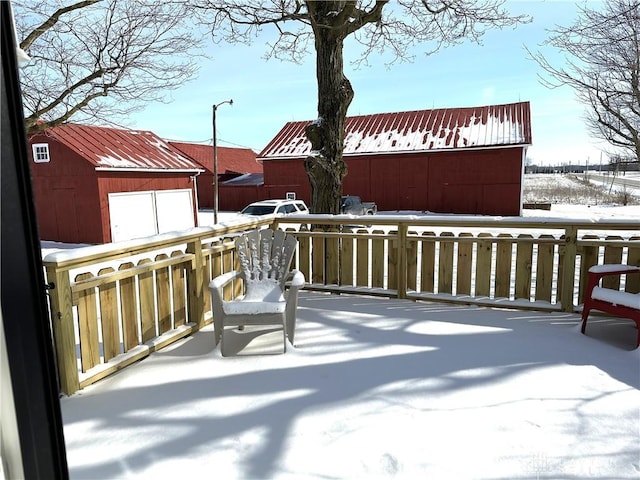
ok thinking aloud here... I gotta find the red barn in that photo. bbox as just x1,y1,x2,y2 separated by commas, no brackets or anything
169,142,262,209
28,124,204,244
258,101,532,215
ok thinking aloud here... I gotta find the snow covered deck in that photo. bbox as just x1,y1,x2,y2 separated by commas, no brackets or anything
60,292,640,479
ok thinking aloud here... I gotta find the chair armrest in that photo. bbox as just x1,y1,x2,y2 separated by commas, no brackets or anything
289,269,305,289
583,264,640,303
588,264,640,279
210,270,242,292
209,270,243,346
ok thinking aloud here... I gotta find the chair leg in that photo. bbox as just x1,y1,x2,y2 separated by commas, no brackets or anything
282,325,287,353
581,307,590,335
214,319,223,345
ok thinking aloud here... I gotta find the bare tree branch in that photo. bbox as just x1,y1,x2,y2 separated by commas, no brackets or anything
529,0,640,163
19,0,100,50
14,0,204,134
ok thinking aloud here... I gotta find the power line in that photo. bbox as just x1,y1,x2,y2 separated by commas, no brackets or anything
163,136,260,151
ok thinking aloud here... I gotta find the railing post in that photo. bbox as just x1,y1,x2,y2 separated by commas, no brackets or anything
45,265,80,395
398,224,408,299
186,237,205,328
560,226,578,312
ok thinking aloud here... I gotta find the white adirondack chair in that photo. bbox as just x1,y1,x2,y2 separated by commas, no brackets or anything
208,228,305,356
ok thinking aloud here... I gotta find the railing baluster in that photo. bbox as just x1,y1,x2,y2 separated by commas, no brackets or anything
515,234,533,301
420,231,436,293
559,226,578,311
371,230,385,288
535,234,555,303
155,254,171,335
76,272,99,372
495,234,514,299
98,267,119,362
171,251,187,328
627,236,640,293
475,233,493,297
456,233,473,296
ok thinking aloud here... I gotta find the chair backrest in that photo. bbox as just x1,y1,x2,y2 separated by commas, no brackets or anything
235,229,298,301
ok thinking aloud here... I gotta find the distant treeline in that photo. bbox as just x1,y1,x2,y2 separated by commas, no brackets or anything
526,163,640,174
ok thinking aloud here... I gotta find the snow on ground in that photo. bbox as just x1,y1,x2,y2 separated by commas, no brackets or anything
54,175,639,479
60,293,639,479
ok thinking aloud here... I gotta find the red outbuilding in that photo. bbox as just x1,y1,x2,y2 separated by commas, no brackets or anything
28,124,204,244
169,142,262,210
257,101,532,215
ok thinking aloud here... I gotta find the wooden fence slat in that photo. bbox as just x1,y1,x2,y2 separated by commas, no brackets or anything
371,230,385,288
388,231,399,291
75,272,100,372
312,233,325,284
495,234,513,299
356,230,369,287
475,233,493,297
578,235,600,302
203,253,212,314
438,232,454,294
340,228,354,286
407,232,419,292
171,251,187,327
118,262,139,352
222,238,235,301
233,243,243,299
456,233,473,295
514,234,533,301
626,236,640,293
535,235,555,303
326,227,340,285
155,254,172,335
298,229,311,283
420,232,436,293
603,235,624,289
559,227,578,311
98,267,119,363
137,258,156,342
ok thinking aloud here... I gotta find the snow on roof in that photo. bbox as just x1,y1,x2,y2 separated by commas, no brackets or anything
258,101,532,160
170,142,262,174
220,173,264,186
43,124,203,171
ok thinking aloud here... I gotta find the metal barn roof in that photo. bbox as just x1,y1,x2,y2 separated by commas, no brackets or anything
258,101,532,159
43,124,203,171
169,142,262,174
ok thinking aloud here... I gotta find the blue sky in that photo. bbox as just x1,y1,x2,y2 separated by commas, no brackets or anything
130,1,608,166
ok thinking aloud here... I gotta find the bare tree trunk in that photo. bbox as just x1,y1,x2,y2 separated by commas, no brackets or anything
304,4,353,214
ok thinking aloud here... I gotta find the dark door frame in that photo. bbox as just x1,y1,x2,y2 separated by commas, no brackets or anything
1,3,69,478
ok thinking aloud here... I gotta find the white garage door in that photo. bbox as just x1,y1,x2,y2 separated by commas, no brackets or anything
155,190,195,234
109,189,195,243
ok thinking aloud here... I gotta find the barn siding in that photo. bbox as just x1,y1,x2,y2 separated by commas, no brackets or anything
260,146,524,215
197,172,214,209
29,137,104,243
218,185,264,211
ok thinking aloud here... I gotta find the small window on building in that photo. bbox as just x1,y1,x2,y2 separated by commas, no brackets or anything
32,143,50,163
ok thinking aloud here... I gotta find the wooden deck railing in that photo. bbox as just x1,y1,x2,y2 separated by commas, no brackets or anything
277,215,640,311
43,213,639,394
